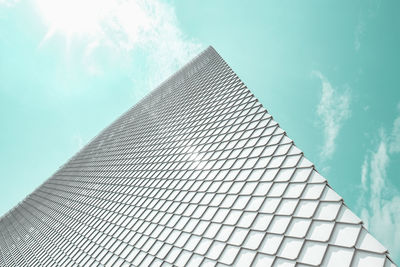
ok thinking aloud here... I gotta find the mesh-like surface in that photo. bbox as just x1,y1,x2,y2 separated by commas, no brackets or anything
0,46,396,267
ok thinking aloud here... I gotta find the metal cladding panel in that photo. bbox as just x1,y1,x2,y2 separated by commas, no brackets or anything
0,46,396,267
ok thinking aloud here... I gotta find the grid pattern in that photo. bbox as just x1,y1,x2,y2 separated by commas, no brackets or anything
0,46,396,267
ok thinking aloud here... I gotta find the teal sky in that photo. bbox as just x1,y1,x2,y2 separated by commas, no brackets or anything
1,0,399,261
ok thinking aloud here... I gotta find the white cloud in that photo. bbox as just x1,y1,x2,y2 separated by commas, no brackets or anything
313,71,351,160
110,0,203,89
360,122,400,258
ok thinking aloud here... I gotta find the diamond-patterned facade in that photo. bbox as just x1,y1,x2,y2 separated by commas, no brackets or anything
0,46,396,266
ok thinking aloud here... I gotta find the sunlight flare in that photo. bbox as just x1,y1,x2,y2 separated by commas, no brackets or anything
36,0,107,36
35,0,153,45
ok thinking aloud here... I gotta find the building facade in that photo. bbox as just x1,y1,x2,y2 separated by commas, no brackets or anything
0,46,396,266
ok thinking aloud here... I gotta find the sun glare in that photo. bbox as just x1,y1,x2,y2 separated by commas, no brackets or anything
36,0,153,48
36,0,109,37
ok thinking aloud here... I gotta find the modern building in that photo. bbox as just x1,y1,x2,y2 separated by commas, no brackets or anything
0,46,396,266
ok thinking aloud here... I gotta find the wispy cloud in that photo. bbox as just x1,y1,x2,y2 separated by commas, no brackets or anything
359,109,400,259
354,16,365,51
87,0,204,82
354,0,384,52
361,156,368,191
313,71,351,160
